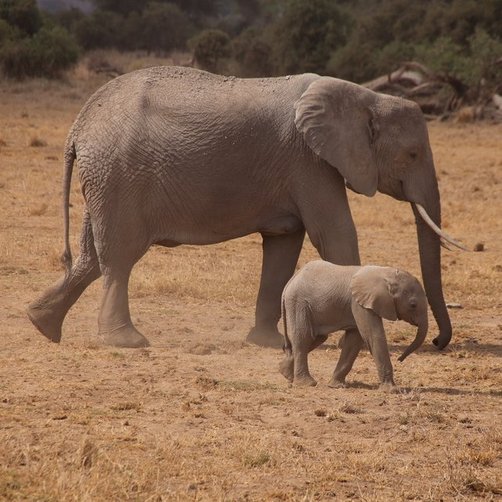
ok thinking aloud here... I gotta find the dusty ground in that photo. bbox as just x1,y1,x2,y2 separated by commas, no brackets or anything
0,67,501,501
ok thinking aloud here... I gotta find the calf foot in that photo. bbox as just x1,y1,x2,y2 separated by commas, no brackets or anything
379,381,399,394
279,357,294,382
327,377,347,389
293,374,317,387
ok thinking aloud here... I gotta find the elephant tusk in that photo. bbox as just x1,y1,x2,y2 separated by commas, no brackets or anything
415,204,470,252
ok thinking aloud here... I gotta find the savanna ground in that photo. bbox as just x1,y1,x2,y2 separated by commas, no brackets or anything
0,55,501,501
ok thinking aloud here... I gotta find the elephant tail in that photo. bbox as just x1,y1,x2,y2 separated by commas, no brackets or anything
281,293,291,355
61,138,76,280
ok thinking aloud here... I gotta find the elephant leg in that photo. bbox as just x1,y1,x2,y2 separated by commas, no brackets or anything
92,206,151,348
97,267,149,348
328,329,363,388
351,301,396,389
279,352,294,383
247,228,305,349
289,307,317,387
27,210,101,342
293,343,317,387
279,333,326,383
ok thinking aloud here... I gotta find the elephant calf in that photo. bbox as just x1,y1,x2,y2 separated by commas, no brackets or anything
279,261,428,389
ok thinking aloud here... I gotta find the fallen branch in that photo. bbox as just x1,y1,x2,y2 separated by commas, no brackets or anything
362,61,502,122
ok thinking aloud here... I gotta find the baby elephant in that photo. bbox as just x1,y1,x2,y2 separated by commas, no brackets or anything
280,261,428,389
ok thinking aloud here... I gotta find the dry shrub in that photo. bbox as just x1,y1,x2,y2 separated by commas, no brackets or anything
85,50,122,77
28,203,47,216
242,451,272,468
48,247,65,271
29,136,47,147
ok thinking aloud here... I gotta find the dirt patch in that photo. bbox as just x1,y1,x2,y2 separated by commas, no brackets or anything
0,78,501,501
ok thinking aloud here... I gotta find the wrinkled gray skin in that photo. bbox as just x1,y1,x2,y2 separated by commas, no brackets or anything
27,66,451,349
279,261,428,389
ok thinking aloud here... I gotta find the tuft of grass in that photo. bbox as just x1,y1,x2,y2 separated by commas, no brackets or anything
110,402,141,412
219,380,278,392
28,203,48,216
243,451,271,468
80,441,97,468
338,403,364,414
29,137,47,147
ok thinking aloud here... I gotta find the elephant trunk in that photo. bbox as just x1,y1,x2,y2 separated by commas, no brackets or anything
398,316,428,362
411,201,452,349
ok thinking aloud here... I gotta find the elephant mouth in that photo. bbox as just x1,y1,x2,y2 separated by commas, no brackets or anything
345,180,363,194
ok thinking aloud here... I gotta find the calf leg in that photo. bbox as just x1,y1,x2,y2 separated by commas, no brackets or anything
328,329,363,388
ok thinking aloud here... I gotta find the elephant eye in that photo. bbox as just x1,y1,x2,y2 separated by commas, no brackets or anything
409,151,418,160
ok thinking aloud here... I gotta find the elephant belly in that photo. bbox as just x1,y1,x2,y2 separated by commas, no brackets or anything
153,212,302,246
314,305,356,337
316,321,356,337
149,184,302,245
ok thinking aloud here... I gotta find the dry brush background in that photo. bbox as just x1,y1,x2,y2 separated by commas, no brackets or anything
0,63,501,501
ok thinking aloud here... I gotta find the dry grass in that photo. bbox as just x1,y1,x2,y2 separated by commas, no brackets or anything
0,63,501,501
29,136,47,148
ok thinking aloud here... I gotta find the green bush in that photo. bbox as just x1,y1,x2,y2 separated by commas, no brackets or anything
466,28,502,89
74,10,122,50
376,40,416,75
0,0,41,36
271,0,352,74
326,37,376,82
190,29,231,73
140,2,193,53
415,37,470,79
0,25,79,79
0,17,18,45
232,27,272,77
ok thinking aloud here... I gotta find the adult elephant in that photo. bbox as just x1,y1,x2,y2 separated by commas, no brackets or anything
27,66,463,349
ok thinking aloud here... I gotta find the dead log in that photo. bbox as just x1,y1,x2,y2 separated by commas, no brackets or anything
362,61,502,122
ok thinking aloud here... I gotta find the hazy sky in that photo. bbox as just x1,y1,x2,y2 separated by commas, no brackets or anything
37,0,94,13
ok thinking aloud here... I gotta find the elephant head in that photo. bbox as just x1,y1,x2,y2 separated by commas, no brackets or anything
351,266,428,361
294,77,465,349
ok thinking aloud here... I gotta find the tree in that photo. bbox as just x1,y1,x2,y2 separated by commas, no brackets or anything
74,9,122,49
0,25,79,78
0,0,42,36
190,29,231,72
0,17,18,45
168,0,217,21
232,27,272,77
92,0,143,16
141,2,192,53
55,7,86,33
271,0,352,74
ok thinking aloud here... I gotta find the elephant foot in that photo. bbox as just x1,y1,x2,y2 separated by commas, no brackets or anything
379,381,399,394
293,374,317,387
100,324,150,348
27,302,64,343
246,326,284,349
432,334,451,350
279,357,294,382
327,377,347,389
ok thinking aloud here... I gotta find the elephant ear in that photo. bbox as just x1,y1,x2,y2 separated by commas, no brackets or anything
350,266,398,321
294,77,378,197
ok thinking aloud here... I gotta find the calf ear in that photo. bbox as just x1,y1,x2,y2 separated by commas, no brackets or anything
350,266,398,321
294,77,378,197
